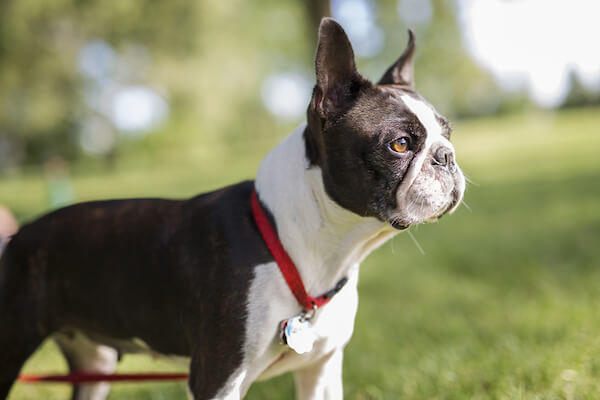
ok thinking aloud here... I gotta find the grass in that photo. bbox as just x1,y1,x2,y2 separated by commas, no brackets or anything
3,107,600,399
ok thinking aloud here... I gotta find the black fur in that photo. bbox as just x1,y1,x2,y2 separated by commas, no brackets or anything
0,181,272,399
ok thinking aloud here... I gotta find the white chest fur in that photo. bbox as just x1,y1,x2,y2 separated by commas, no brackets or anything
248,262,360,382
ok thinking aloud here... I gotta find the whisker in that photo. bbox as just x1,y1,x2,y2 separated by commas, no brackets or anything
461,201,472,212
462,171,479,186
465,178,478,186
407,229,425,256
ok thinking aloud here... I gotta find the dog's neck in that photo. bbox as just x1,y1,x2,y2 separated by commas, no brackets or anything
255,124,398,296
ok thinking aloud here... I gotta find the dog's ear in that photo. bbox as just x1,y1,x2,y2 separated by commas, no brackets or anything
312,18,366,118
378,29,415,88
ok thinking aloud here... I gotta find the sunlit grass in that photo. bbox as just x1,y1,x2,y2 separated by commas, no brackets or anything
3,107,600,399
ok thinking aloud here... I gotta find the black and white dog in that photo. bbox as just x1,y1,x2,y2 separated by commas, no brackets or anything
0,18,465,400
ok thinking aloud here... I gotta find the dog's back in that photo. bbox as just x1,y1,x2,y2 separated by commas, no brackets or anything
0,180,272,398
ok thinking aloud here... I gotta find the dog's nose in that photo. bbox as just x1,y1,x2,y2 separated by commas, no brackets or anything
431,145,454,169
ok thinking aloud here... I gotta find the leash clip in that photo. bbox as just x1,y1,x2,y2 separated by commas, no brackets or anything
300,303,318,321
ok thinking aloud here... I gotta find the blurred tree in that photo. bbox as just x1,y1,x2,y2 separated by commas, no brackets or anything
0,0,201,169
374,0,502,118
562,70,600,109
304,0,332,41
0,0,528,173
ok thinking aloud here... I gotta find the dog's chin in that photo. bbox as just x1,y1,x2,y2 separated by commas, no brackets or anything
386,204,449,230
386,200,452,230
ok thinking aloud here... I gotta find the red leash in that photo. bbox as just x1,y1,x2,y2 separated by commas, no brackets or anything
18,372,189,383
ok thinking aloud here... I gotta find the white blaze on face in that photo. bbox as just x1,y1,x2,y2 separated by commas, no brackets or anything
401,94,443,140
396,94,454,196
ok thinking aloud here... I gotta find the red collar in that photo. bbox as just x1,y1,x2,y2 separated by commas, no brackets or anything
251,189,347,311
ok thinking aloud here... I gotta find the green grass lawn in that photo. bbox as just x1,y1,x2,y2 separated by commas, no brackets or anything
3,108,600,399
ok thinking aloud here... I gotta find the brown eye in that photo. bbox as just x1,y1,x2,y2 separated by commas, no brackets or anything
390,137,410,153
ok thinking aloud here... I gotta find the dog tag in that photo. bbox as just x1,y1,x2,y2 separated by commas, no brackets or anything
279,316,317,354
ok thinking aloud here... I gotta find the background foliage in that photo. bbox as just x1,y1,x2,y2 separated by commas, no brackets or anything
0,0,523,169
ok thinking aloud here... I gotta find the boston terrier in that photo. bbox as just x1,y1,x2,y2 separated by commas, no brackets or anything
0,18,465,400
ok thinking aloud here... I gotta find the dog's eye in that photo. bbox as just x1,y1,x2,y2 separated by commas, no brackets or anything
390,137,410,153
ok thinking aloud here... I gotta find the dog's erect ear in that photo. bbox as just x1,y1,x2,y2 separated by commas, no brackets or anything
378,29,415,88
313,18,365,117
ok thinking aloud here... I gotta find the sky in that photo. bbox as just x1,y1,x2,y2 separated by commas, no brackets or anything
457,0,600,108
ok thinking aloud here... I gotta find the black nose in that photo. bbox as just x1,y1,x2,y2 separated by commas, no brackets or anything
431,145,453,168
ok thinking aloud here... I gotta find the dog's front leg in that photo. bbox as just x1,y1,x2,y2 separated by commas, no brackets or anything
294,349,344,400
188,362,248,400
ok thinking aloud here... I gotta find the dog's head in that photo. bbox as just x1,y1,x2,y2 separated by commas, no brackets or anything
304,18,465,229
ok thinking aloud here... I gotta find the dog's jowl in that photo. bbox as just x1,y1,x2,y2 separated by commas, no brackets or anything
0,18,465,400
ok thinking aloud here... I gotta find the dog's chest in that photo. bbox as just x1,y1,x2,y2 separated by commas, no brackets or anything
247,262,360,380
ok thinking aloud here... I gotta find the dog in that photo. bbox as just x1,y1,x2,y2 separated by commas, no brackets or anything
0,18,465,400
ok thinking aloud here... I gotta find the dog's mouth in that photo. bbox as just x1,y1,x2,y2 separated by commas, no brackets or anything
386,166,465,230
